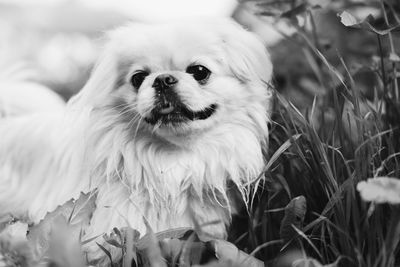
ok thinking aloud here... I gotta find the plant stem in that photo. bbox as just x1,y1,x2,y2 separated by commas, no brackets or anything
377,34,388,97
380,0,399,100
384,207,400,266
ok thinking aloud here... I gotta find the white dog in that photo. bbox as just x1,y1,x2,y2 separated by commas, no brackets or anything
0,18,273,262
0,81,65,117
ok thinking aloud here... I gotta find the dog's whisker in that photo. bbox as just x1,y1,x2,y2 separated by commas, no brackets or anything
127,113,142,131
113,164,132,192
111,104,137,114
117,107,136,117
152,120,162,134
132,117,143,143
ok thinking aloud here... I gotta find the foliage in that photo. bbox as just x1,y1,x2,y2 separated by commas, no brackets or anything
0,193,265,267
231,0,400,266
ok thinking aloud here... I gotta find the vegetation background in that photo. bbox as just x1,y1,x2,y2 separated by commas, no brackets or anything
1,0,400,266
232,1,400,267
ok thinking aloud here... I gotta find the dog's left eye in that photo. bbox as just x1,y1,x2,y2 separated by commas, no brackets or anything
130,71,149,89
186,65,211,83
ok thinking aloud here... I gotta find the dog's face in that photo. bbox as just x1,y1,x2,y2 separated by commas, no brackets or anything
74,19,273,142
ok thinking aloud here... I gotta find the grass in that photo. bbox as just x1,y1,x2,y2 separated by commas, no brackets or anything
230,1,400,266
234,91,400,266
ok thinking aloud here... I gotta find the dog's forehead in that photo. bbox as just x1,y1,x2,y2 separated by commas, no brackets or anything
109,21,233,69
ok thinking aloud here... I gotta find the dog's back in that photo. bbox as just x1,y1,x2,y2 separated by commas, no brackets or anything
0,81,65,117
0,77,71,221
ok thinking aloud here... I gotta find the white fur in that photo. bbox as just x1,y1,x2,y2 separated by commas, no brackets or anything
0,81,65,116
0,18,273,263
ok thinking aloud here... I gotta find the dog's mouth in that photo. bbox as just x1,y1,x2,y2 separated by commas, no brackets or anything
144,102,217,125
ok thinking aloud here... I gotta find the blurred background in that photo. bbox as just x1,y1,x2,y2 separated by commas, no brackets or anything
1,0,397,113
0,0,240,99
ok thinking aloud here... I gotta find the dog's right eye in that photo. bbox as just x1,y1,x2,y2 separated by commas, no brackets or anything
186,65,211,84
130,71,149,89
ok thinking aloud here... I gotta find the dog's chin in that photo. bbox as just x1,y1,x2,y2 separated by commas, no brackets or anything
142,103,218,136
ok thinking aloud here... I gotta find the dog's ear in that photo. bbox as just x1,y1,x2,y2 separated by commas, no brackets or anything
220,20,274,116
220,21,273,86
68,41,119,109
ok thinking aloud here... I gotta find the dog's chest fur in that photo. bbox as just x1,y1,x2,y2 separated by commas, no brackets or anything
82,116,265,239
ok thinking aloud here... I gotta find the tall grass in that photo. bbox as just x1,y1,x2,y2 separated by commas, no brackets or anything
232,1,400,266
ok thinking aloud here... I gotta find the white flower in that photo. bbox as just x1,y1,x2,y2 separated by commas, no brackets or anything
357,177,400,204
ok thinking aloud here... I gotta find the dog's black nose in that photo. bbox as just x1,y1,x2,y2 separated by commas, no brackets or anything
153,74,178,89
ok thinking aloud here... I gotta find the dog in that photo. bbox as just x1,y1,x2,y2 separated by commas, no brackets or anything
0,81,65,117
0,18,273,263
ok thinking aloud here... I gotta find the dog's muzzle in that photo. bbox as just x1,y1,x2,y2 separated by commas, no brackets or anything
144,74,217,125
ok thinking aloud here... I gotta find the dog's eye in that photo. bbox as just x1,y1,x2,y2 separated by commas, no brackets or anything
130,71,149,89
186,65,211,83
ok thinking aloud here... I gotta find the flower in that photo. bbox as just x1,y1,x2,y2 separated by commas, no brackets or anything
357,177,400,204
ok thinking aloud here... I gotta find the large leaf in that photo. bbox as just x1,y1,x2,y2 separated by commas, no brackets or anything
27,191,97,260
338,11,400,35
280,196,307,243
46,217,87,267
0,221,33,267
193,240,264,267
135,227,193,250
0,215,17,233
292,257,341,267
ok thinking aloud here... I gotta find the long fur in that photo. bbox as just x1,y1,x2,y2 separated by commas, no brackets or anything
0,81,65,116
0,18,273,262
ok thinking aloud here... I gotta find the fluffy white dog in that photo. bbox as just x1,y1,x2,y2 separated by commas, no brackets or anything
0,81,65,116
0,18,273,262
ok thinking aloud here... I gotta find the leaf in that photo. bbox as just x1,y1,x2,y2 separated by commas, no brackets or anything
339,11,358,26
120,227,264,267
134,228,217,266
257,10,280,17
357,177,400,204
179,232,200,267
245,134,302,186
113,227,123,241
161,231,216,266
281,4,308,19
27,191,97,260
46,218,86,267
292,256,341,267
140,217,167,267
291,225,323,259
97,242,114,265
155,227,194,242
0,221,33,266
103,234,124,248
338,11,400,35
123,227,138,267
208,240,264,267
307,0,330,9
68,191,98,227
81,233,103,245
280,196,307,243
389,52,400,62
136,227,193,250
0,215,17,233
